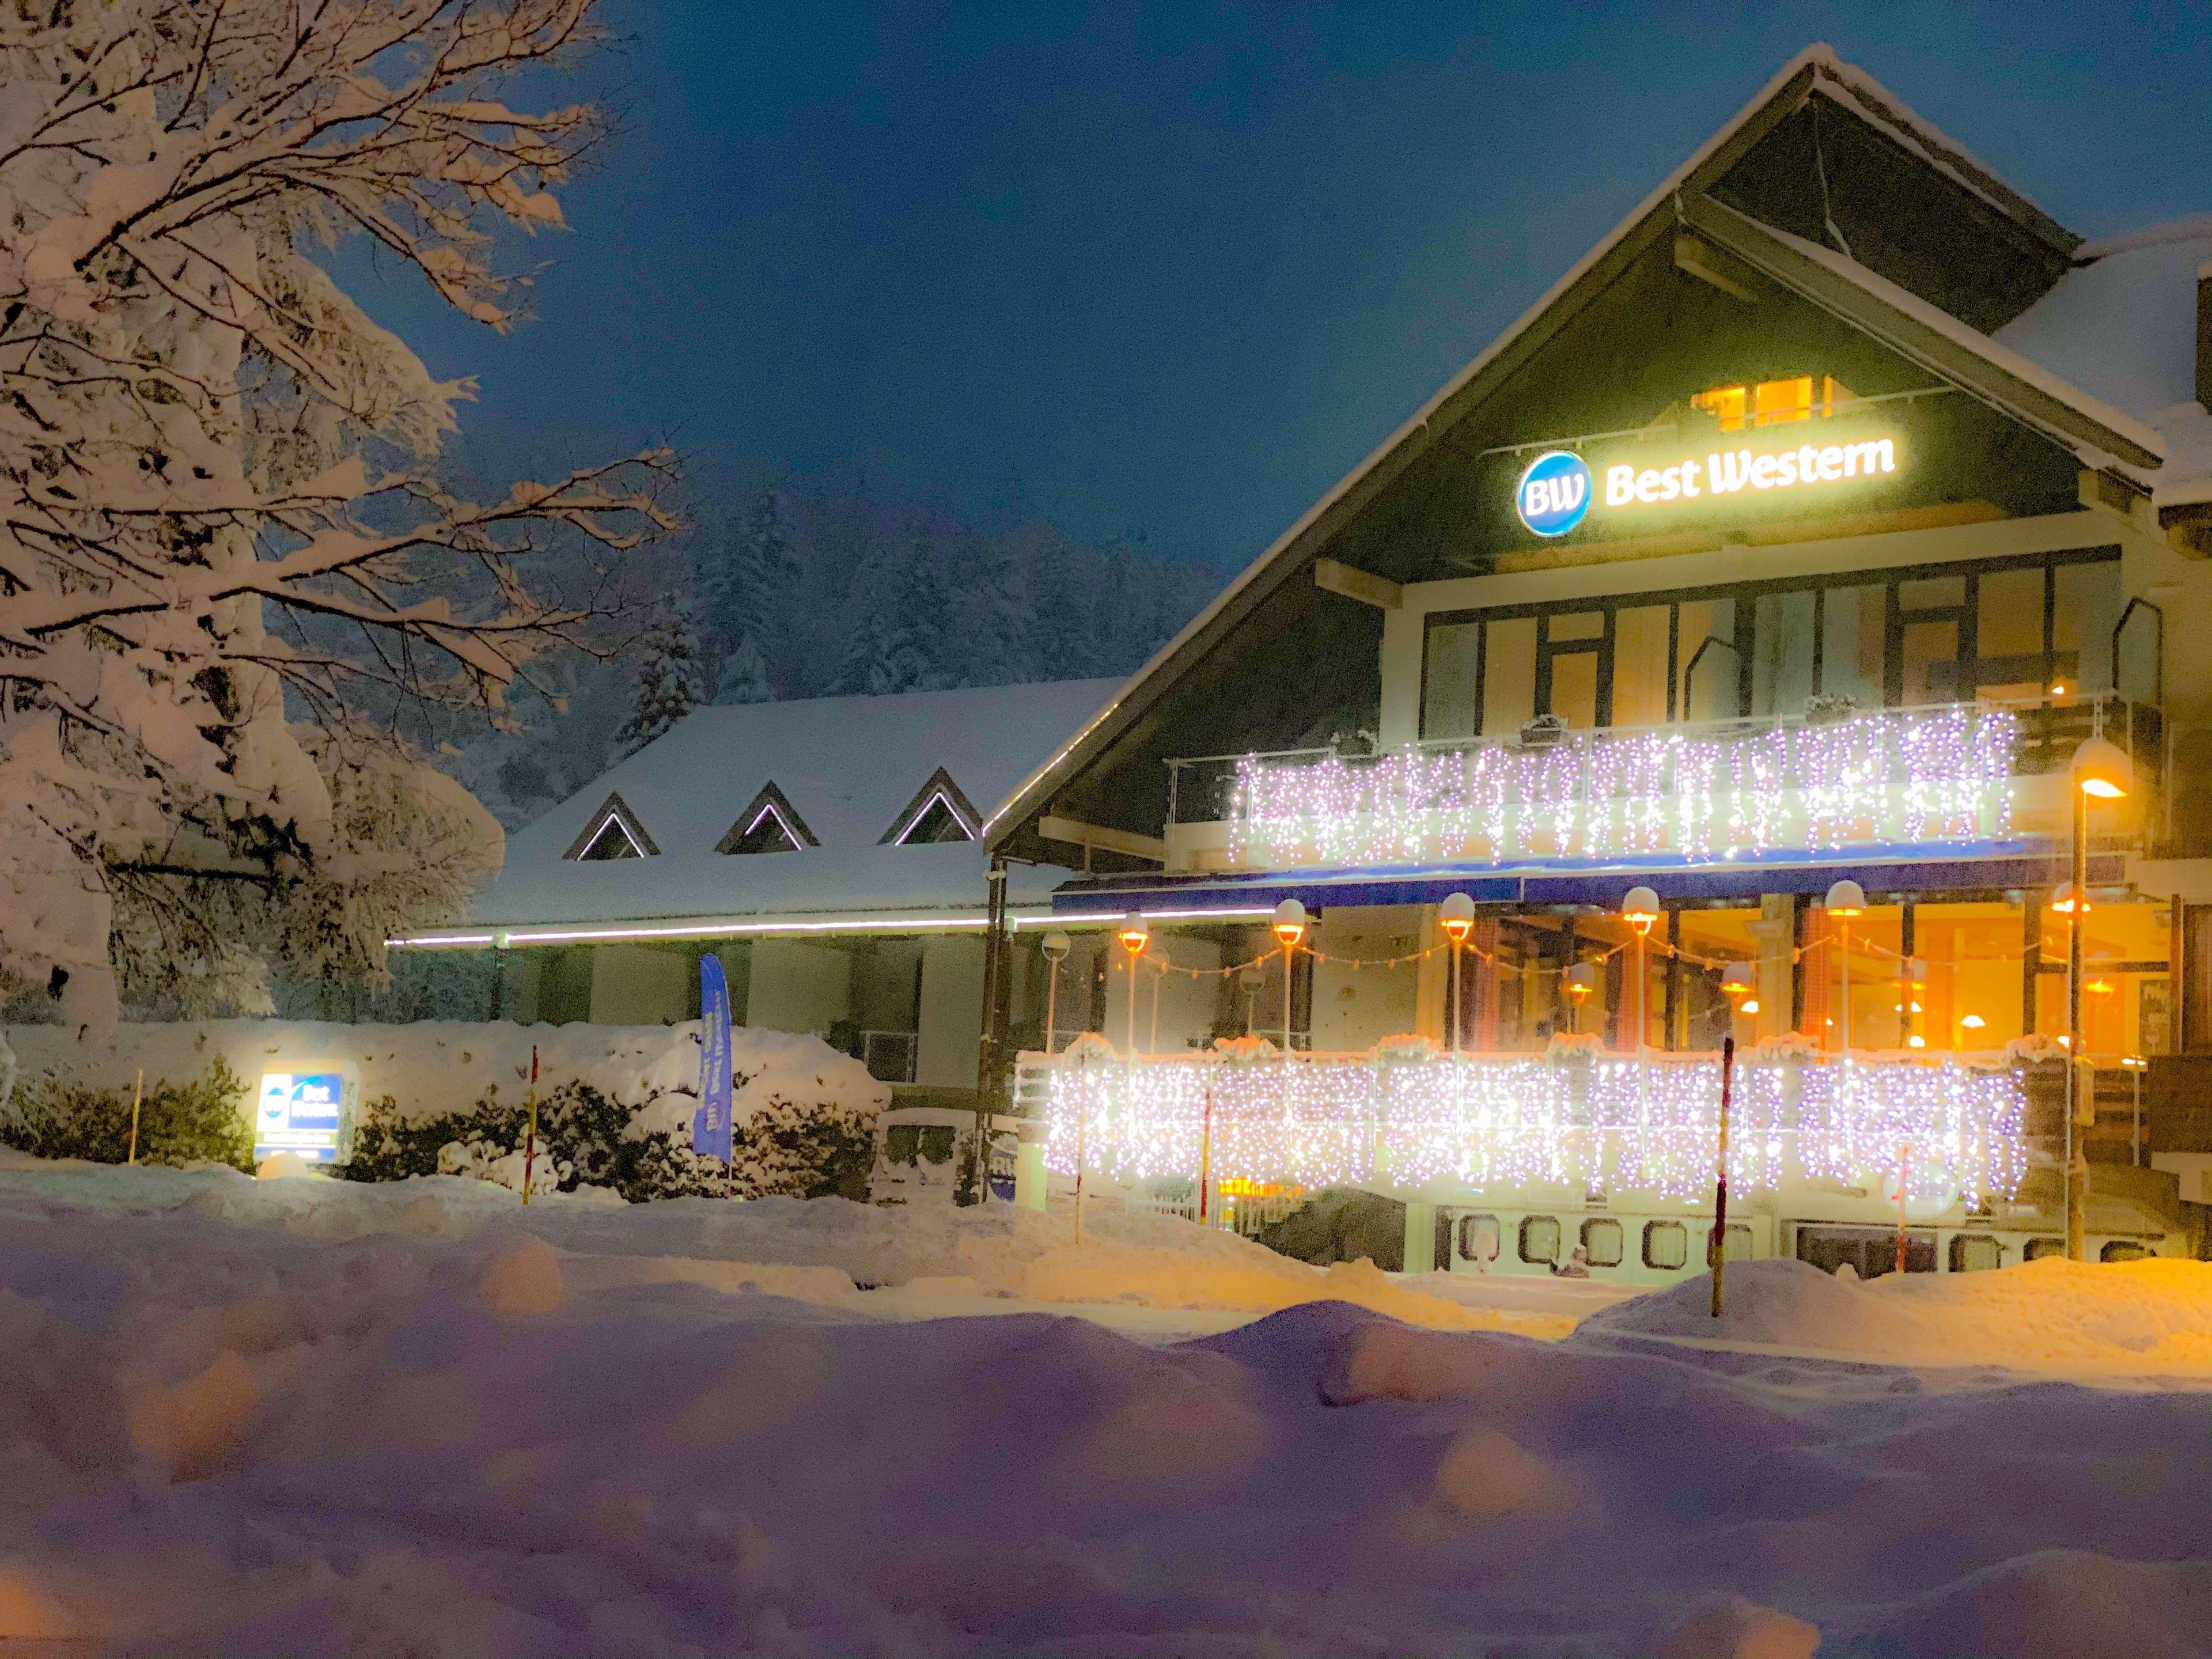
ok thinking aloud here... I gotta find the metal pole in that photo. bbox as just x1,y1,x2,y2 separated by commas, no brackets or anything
2067,787,2089,1261
1149,955,1162,1054
2134,1065,2143,1168
1839,920,1851,1055
1044,957,1059,1058
975,858,1011,1206
1449,938,1461,1056
1710,1036,1733,1318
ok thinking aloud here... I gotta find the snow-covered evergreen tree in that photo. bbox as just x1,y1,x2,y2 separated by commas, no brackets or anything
715,634,777,706
617,609,708,754
698,488,801,694
0,0,671,1025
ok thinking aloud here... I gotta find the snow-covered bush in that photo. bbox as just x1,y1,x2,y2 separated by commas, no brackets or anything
0,1059,252,1171
344,1073,876,1204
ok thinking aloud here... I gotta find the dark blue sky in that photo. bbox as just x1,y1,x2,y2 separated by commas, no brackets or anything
357,2,2210,569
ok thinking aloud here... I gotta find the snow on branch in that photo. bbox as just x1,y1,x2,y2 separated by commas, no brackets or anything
0,0,669,1026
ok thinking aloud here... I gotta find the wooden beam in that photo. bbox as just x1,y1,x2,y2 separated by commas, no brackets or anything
1313,557,1403,609
2159,500,2212,560
1038,815,1166,865
1673,233,1764,303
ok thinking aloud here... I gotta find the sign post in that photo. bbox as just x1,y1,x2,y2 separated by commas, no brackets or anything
693,955,735,1193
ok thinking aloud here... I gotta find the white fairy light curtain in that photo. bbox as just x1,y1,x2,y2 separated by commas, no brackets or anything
1230,706,2017,868
1039,1041,2028,1206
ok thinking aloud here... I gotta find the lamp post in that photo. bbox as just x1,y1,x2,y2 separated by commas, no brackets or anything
1824,880,1866,1055
2066,734,2133,1260
1623,887,1660,1062
1440,892,1476,1058
1271,899,1308,1053
1040,931,1070,1056
1563,962,1595,1035
2122,1052,2149,1167
1115,913,1149,1056
1239,963,1264,1035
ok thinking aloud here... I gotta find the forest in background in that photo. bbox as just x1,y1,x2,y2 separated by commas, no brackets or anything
440,452,1226,830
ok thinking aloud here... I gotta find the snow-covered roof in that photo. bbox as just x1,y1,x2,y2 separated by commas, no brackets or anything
1997,215,2212,505
461,680,1122,935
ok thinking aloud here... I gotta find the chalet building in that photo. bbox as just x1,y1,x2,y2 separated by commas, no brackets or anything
984,47,2212,1275
392,681,1126,1097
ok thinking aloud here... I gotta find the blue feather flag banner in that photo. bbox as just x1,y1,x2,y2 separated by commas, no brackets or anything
693,955,734,1167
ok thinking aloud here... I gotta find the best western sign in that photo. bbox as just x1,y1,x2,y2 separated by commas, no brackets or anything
1514,434,1900,539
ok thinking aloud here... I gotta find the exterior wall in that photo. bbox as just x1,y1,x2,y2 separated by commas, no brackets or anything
744,939,853,1037
915,936,985,1086
1102,931,1226,1054
587,944,691,1025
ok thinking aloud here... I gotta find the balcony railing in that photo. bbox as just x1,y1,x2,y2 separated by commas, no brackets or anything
1013,1039,2040,1208
1162,693,2162,871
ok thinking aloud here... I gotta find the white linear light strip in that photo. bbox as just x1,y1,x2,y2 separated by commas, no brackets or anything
893,789,974,844
386,904,1279,949
578,809,648,860
745,799,808,849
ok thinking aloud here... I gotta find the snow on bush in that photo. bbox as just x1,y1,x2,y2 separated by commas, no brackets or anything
3,1020,888,1203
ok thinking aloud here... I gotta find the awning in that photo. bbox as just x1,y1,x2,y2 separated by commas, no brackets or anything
1050,839,2125,919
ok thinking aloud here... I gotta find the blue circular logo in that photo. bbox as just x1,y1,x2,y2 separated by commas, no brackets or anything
1516,450,1592,537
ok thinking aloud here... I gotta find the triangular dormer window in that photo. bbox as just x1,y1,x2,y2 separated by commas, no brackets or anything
717,782,818,856
882,767,979,846
565,793,658,861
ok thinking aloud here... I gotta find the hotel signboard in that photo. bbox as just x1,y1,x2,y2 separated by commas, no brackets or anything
1514,431,1902,539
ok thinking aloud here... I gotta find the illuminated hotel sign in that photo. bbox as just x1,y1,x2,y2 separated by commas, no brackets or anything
1516,434,1900,537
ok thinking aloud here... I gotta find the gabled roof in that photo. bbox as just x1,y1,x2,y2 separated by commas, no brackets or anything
880,766,981,845
473,679,1123,929
984,44,2176,849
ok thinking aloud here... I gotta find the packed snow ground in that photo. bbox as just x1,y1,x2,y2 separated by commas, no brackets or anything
4,1160,2212,1656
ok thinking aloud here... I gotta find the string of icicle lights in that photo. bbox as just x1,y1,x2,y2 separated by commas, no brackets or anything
1038,1044,2029,1206
1229,706,2017,867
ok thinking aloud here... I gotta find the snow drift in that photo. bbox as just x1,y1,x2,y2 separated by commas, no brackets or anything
1,1156,2209,1656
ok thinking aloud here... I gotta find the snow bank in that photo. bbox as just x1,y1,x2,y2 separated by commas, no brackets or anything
1584,1256,2212,1373
2,1017,884,1125
1,1155,2210,1655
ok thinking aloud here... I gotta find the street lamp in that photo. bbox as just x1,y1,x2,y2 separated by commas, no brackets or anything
1824,880,1866,1055
1721,960,1756,1031
2065,734,2133,1259
1238,962,1264,1035
1623,887,1660,1060
1440,892,1476,1058
1040,931,1070,1056
1563,961,1596,1035
1271,899,1307,1054
1116,913,1149,1055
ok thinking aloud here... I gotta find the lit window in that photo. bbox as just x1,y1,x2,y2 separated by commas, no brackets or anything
1753,376,1814,427
2101,1240,2152,1263
1519,1214,1560,1266
1722,1223,1755,1263
1643,1219,1688,1270
1692,375,1854,432
1581,1217,1623,1268
1691,385,1747,431
2024,1237,2066,1262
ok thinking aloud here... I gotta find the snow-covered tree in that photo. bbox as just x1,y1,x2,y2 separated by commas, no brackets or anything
0,0,671,1025
715,633,775,705
616,607,706,753
698,487,800,690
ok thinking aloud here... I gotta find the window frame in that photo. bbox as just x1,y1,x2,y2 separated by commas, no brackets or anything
1949,1233,2003,1272
1580,1216,1624,1269
1643,1219,1690,1270
1456,1212,1501,1265
1419,545,2119,741
1518,1214,1561,1266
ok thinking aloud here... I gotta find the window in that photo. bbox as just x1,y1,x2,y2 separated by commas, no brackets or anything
563,793,658,861
882,1122,956,1166
1581,1217,1623,1268
1949,1234,2002,1273
882,767,981,846
2024,1236,2066,1262
1643,1220,1688,1270
1457,1213,1501,1265
717,782,817,856
1416,548,2122,744
1721,1224,1755,1263
1519,1215,1560,1266
2101,1240,2152,1263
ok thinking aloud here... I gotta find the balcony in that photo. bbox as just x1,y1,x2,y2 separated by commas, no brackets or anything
1162,694,2163,876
